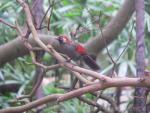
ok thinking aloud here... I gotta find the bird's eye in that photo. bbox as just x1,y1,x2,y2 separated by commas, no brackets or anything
57,36,64,43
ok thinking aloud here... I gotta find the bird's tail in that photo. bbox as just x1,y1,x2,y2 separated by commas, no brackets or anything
82,54,100,70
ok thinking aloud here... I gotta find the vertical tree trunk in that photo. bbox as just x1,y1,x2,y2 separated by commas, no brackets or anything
31,0,45,113
133,0,147,113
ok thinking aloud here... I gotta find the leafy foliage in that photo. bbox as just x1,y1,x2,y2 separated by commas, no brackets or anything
0,0,150,113
44,99,90,113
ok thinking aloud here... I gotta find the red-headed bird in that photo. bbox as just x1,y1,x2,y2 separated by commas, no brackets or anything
57,35,100,70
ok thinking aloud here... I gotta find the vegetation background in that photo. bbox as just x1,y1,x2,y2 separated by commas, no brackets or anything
0,0,150,113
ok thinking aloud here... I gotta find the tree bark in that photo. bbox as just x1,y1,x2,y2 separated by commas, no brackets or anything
133,0,147,113
31,1,45,113
0,34,57,67
85,0,135,56
0,0,135,67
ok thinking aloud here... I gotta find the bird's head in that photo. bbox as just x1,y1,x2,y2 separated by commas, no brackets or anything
57,35,71,44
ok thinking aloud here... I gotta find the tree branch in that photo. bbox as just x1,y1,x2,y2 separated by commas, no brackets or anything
0,77,150,113
0,0,135,66
0,34,57,67
85,0,135,55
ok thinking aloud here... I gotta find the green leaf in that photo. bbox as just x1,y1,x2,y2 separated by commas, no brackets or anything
43,85,65,95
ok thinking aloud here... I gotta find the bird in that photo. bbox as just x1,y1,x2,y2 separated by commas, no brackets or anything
57,35,100,70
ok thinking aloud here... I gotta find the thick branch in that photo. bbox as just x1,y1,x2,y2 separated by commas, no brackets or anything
85,0,135,55
0,0,135,66
0,77,150,113
0,34,57,67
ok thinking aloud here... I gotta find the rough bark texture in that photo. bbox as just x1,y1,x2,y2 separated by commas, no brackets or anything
0,35,57,67
31,1,45,113
133,0,146,113
1,76,150,113
85,0,135,56
0,0,135,67
32,0,44,29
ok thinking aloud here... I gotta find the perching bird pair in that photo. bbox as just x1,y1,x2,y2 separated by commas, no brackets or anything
57,35,100,71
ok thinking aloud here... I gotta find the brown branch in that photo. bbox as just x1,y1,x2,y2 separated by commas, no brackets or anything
0,35,92,84
0,0,135,67
16,67,45,100
64,63,107,81
0,34,56,67
16,0,99,84
16,20,61,100
133,0,146,112
85,0,135,55
0,94,61,113
15,13,47,101
0,18,17,29
47,0,55,30
0,77,150,113
39,0,59,29
0,1,147,113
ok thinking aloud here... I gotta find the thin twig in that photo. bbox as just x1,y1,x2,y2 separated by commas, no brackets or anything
47,0,55,30
0,18,17,29
116,21,135,62
98,11,116,66
39,0,59,29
